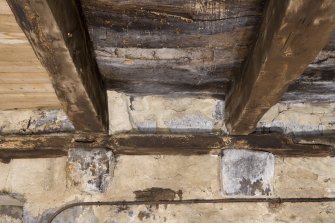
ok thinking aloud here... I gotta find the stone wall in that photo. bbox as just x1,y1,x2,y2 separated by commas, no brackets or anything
1,92,335,222
1,154,335,222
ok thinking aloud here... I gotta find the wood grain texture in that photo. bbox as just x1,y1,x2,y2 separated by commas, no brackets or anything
0,133,334,158
106,80,228,98
81,0,264,97
97,47,242,96
225,0,335,135
283,33,335,102
6,0,108,131
0,93,60,110
0,1,60,110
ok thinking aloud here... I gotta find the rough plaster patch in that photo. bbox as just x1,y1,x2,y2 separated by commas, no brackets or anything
67,148,115,193
108,91,133,134
257,102,335,135
221,149,275,196
108,91,226,134
0,109,74,134
275,157,335,198
107,155,221,200
164,114,214,133
1,156,335,222
0,193,25,206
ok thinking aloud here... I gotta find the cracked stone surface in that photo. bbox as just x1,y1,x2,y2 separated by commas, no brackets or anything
257,102,335,135
108,91,226,134
108,91,335,136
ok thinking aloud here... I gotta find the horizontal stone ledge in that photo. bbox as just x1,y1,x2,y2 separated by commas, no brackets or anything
0,133,334,159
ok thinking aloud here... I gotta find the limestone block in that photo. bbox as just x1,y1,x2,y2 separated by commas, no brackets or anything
221,149,275,196
258,102,335,135
108,91,226,134
67,148,115,193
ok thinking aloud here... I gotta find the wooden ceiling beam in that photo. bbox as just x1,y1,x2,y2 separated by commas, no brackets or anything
0,133,334,159
224,0,335,135
6,0,108,132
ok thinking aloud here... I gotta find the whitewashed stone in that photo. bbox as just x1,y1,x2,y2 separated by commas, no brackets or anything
221,149,275,196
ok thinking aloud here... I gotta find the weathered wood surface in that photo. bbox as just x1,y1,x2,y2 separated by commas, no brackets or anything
0,1,60,110
0,133,334,158
225,0,335,135
81,0,264,96
97,47,241,96
82,0,264,47
6,0,108,131
106,80,228,98
283,33,335,102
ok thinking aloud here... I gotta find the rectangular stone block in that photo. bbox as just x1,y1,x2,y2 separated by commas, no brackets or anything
221,149,274,196
67,148,115,193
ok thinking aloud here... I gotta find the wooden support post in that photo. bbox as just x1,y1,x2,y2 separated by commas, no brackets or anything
225,0,335,135
6,0,108,132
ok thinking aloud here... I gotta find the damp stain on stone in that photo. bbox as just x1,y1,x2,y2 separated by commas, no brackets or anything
0,206,23,220
137,211,151,221
134,187,183,201
116,205,129,213
239,177,271,196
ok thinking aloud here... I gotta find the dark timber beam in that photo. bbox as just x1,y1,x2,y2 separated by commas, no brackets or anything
6,0,108,132
225,0,335,135
0,133,334,159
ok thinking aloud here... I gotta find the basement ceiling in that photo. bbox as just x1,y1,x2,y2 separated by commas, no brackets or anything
1,0,335,138
81,0,265,97
80,0,335,102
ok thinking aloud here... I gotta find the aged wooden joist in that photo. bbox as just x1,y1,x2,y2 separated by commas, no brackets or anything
225,0,335,135
0,133,334,159
80,0,264,97
6,0,108,132
106,80,228,98
82,0,264,48
283,34,335,103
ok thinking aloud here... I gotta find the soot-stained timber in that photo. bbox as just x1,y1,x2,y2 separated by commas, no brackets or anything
225,0,335,135
283,68,335,102
283,34,335,102
84,9,259,36
111,134,334,156
0,133,334,158
82,0,265,48
89,27,256,49
80,0,264,97
6,0,108,132
105,80,228,98
96,46,244,96
82,0,265,21
96,47,244,96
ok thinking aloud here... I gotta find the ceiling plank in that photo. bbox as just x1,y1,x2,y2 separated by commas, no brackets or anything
224,0,335,135
0,93,60,110
0,133,334,158
6,0,108,132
